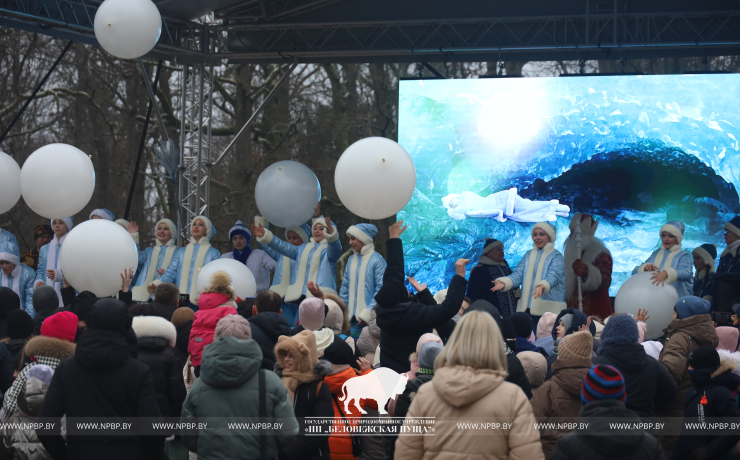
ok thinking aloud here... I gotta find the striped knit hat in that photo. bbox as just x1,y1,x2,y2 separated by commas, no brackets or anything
581,364,626,406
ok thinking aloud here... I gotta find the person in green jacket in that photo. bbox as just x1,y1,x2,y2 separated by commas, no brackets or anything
180,315,299,459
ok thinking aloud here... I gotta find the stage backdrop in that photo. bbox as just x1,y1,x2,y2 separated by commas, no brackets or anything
397,74,740,296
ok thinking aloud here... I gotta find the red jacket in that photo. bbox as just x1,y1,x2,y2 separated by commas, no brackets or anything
323,367,373,460
188,292,237,366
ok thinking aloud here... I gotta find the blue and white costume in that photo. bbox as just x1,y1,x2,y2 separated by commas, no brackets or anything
498,222,567,316
89,208,115,221
256,218,309,298
131,218,178,302
638,220,694,298
221,220,277,293
35,217,73,308
257,216,342,302
154,216,220,305
0,236,36,315
339,223,386,323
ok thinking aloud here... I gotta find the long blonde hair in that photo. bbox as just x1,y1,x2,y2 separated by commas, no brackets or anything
434,310,507,371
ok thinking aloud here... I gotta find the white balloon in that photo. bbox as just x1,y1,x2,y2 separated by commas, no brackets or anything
0,151,21,214
335,137,416,219
94,0,162,59
196,259,257,300
60,220,139,297
20,144,95,219
255,161,320,228
614,272,679,340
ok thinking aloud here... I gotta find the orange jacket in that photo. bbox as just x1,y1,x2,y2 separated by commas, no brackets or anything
323,367,372,460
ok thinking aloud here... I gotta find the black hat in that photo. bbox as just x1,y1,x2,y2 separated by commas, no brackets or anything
688,345,721,370
0,287,21,319
7,309,33,339
509,312,533,339
323,336,355,366
72,291,98,323
87,298,131,334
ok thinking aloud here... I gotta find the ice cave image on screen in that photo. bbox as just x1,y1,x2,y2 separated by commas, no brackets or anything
397,75,740,296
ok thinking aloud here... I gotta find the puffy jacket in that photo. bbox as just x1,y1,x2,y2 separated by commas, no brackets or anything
188,298,237,367
498,243,566,316
155,244,221,304
248,312,292,370
638,246,693,298
181,337,299,459
323,366,372,460
395,365,544,460
339,250,386,322
0,264,36,316
132,316,187,418
356,309,380,358
550,400,667,460
530,357,592,458
592,342,676,418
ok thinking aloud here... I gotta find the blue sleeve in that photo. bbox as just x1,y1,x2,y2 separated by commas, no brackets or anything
543,251,565,289
675,252,694,282
644,250,657,265
205,247,221,264
326,235,343,264
22,268,35,315
339,256,351,304
508,252,528,288
159,250,181,284
268,235,300,260
138,246,150,267
260,243,280,261
35,245,47,284
369,255,386,309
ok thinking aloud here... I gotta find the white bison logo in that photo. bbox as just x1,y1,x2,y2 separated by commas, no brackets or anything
339,367,408,415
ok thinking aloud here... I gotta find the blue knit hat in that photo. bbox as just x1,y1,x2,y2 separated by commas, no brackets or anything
692,243,718,268
347,223,378,246
89,208,115,221
598,314,639,354
229,220,251,243
725,215,740,239
661,220,685,244
482,237,503,254
582,364,626,406
532,222,557,243
674,296,711,319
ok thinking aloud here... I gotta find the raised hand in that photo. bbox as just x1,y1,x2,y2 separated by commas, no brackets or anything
47,269,56,281
147,283,156,295
577,317,592,332
128,221,139,234
251,224,266,238
120,267,133,292
307,281,324,299
636,308,650,322
455,259,469,277
324,217,334,234
407,276,427,292
357,357,373,373
651,270,668,287
389,220,407,239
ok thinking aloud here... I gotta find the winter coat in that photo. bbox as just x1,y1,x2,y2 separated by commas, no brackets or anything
592,342,676,418
2,338,28,373
3,336,75,418
638,246,694,298
34,240,65,308
275,360,334,460
1,264,36,316
38,328,165,460
673,361,740,460
339,251,386,323
550,400,668,460
248,311,292,370
156,244,221,304
356,309,380,358
499,243,566,316
132,316,187,418
188,303,237,366
717,240,740,274
260,244,296,298
530,357,592,458
0,342,16,394
147,300,179,322
174,320,192,366
180,337,299,459
466,261,516,317
323,366,373,460
516,337,549,359
659,314,720,418
395,365,544,460
507,353,534,399
3,369,58,460
258,228,343,302
131,241,178,301
221,249,277,293
693,269,716,302
394,372,434,421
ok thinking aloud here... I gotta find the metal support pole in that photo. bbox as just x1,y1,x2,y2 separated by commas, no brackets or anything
195,65,205,216
213,62,297,165
0,41,73,145
139,58,169,142
177,66,187,246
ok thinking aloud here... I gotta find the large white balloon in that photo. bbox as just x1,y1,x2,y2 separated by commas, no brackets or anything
255,161,320,228
20,144,95,219
94,0,162,59
335,137,416,219
196,259,257,300
60,220,138,297
614,272,679,340
0,151,21,214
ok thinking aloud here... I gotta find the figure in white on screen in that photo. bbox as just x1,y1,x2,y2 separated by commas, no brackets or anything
442,188,570,222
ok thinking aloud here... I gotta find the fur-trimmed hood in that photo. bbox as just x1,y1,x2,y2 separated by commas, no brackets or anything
24,335,76,361
711,359,738,379
200,271,236,301
274,359,332,379
132,316,177,347
717,349,740,376
324,293,350,335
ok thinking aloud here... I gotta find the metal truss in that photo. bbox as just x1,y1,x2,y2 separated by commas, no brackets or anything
177,63,214,244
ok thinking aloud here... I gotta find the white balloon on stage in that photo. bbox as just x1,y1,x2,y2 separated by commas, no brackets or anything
94,0,162,59
255,161,320,228
196,259,257,300
20,144,95,219
60,220,138,297
614,271,679,340
334,137,416,219
0,151,21,215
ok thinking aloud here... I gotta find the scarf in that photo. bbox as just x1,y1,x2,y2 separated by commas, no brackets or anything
281,367,321,405
270,255,293,297
132,238,177,302
518,243,555,312
232,242,252,266
722,239,740,258
179,236,212,303
653,244,681,272
0,264,22,294
347,243,375,320
44,234,67,306
285,238,328,302
477,255,508,266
